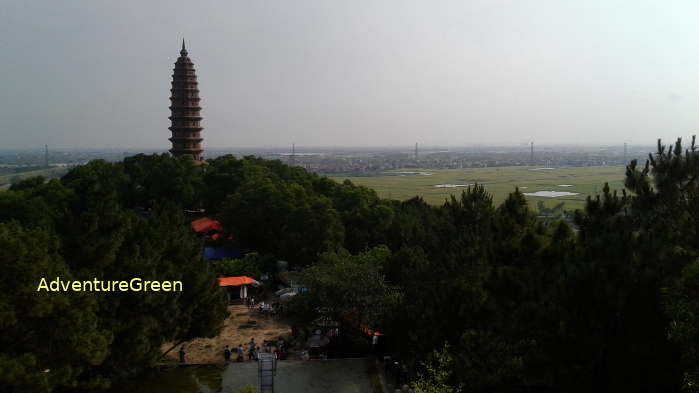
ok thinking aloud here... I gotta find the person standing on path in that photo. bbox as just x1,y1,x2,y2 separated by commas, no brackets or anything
248,338,256,360
179,347,186,363
223,345,231,363
371,333,380,357
237,344,244,362
253,346,260,360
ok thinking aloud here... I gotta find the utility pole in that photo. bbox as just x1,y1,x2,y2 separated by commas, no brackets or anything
530,142,534,166
44,144,49,167
290,143,296,166
624,142,628,164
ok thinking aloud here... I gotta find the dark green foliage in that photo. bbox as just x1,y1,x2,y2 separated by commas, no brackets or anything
9,176,46,191
411,345,461,393
324,180,394,253
291,246,402,331
665,260,699,392
0,223,110,392
210,253,268,278
0,160,227,392
219,179,344,267
121,153,204,209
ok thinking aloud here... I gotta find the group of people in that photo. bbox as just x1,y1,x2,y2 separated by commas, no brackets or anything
177,336,288,365
244,296,256,309
222,337,287,363
177,297,288,365
246,296,281,317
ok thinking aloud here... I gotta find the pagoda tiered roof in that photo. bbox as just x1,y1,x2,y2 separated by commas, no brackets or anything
168,39,204,161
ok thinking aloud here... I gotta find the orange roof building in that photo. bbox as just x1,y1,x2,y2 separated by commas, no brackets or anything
191,217,223,233
217,276,257,287
218,276,258,303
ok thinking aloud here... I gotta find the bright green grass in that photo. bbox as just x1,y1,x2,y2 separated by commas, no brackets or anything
332,166,627,211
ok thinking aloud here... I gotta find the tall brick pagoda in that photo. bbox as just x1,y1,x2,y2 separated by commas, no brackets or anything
169,39,203,160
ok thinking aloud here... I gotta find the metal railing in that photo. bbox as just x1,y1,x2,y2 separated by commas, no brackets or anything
257,352,277,393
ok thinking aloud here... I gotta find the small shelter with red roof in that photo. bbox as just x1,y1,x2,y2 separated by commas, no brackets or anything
217,276,259,303
191,217,223,234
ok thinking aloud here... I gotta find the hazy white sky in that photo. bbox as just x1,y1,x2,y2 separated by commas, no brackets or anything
2,0,699,149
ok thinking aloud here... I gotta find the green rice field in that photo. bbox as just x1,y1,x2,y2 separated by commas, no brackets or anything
332,166,627,211
0,167,68,188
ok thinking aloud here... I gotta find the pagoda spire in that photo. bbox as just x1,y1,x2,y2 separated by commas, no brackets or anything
168,40,203,161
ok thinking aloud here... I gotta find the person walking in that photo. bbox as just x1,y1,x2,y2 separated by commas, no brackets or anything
254,346,260,360
248,338,256,360
179,346,186,363
371,333,380,356
223,345,231,363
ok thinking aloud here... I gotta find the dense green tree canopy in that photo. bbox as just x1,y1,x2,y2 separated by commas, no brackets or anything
0,160,227,392
0,223,110,392
291,246,402,331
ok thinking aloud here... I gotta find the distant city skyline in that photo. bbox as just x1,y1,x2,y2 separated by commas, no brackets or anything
3,1,699,149
0,142,661,154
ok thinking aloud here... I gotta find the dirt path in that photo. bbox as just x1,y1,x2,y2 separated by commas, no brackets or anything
162,304,292,364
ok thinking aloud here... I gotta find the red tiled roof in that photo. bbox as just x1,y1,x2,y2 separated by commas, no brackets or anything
191,217,223,233
218,276,256,287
